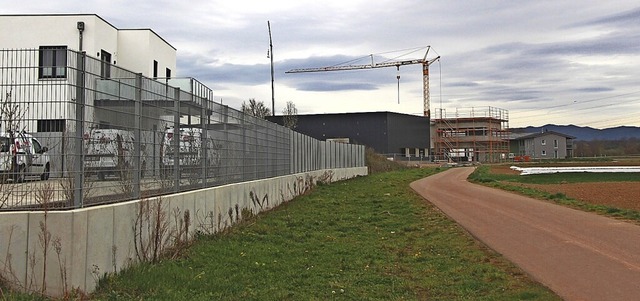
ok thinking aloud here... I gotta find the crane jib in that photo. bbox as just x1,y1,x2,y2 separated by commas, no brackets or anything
284,48,440,118
285,59,430,73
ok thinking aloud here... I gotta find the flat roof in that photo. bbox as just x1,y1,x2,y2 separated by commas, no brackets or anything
0,13,176,50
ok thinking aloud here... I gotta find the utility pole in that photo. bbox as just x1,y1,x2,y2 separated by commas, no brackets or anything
268,21,275,115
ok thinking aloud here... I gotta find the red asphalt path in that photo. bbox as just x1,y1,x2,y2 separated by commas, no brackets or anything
410,167,640,301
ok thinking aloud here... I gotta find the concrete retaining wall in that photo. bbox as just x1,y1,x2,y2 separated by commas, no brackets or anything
0,167,367,296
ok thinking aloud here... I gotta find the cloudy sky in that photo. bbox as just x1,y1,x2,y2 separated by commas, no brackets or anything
4,1,640,128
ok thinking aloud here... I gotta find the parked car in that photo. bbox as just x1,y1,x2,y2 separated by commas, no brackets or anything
160,127,219,178
0,131,51,183
84,129,146,180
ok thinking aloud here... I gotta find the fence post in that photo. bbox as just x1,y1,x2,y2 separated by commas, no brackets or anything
73,51,86,208
133,73,142,198
173,87,180,192
240,113,247,181
200,82,207,187
222,105,229,185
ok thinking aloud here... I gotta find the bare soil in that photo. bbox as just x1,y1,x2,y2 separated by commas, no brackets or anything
490,165,640,211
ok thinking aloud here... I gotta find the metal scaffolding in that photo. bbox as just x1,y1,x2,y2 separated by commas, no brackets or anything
433,107,510,163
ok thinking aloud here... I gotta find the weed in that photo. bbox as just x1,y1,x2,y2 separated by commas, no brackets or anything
133,198,170,263
52,238,67,295
316,170,334,185
549,192,566,200
365,147,408,173
249,190,269,211
241,207,255,221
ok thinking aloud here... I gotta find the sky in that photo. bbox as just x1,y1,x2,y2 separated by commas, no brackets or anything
3,1,640,128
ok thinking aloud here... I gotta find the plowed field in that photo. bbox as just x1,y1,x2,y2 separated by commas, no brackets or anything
490,165,640,211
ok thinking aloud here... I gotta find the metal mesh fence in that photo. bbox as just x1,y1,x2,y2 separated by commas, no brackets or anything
0,49,365,210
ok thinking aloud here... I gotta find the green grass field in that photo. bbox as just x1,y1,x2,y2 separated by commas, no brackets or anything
86,167,558,300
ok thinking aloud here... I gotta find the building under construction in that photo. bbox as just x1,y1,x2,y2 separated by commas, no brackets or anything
432,107,510,163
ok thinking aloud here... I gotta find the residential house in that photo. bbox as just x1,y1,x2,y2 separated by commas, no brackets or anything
510,130,575,160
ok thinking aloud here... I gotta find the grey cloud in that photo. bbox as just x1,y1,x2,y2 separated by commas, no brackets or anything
575,6,640,28
177,53,407,92
575,87,615,93
295,81,379,92
448,82,480,88
528,33,640,56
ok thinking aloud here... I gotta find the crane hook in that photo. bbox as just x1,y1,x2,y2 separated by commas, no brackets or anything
396,65,401,104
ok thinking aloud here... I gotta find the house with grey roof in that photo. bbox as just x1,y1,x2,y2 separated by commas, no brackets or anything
510,130,575,160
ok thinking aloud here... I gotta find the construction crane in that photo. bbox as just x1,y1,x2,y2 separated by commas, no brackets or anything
285,46,440,118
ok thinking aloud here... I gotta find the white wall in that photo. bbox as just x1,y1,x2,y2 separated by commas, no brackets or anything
0,167,368,297
118,29,177,78
0,14,176,78
0,15,96,51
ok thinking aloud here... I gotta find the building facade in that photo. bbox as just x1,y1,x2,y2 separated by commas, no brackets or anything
510,131,575,159
0,14,179,130
0,14,176,78
269,112,430,158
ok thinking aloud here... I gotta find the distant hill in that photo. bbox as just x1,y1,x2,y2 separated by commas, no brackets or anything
511,124,640,141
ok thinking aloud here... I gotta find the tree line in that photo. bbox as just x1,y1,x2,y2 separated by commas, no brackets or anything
241,98,298,129
574,138,640,157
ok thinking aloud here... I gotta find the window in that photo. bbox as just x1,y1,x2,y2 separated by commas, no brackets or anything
153,60,158,78
542,150,547,156
554,139,558,148
101,50,111,78
37,119,65,132
541,139,546,145
165,68,171,78
32,138,42,154
39,46,67,79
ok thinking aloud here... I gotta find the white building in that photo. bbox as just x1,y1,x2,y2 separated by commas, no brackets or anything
0,14,183,132
0,14,176,79
0,14,213,178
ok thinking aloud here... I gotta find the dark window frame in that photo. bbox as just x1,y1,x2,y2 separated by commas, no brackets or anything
39,46,68,79
153,60,158,78
101,50,112,79
37,119,65,132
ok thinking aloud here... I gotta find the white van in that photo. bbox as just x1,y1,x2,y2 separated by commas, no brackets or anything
0,131,51,183
84,129,146,180
160,127,219,177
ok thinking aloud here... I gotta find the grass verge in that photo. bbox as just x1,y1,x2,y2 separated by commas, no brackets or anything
90,167,558,301
469,165,640,222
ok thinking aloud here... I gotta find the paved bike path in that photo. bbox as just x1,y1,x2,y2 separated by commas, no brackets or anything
410,167,640,301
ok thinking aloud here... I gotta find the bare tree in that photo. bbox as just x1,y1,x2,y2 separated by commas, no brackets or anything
1,90,29,180
282,101,298,129
1,90,29,134
241,98,271,119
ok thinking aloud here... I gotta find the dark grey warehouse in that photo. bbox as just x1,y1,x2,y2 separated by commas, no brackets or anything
269,111,430,157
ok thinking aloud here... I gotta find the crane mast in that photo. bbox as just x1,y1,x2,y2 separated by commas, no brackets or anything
286,47,440,118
